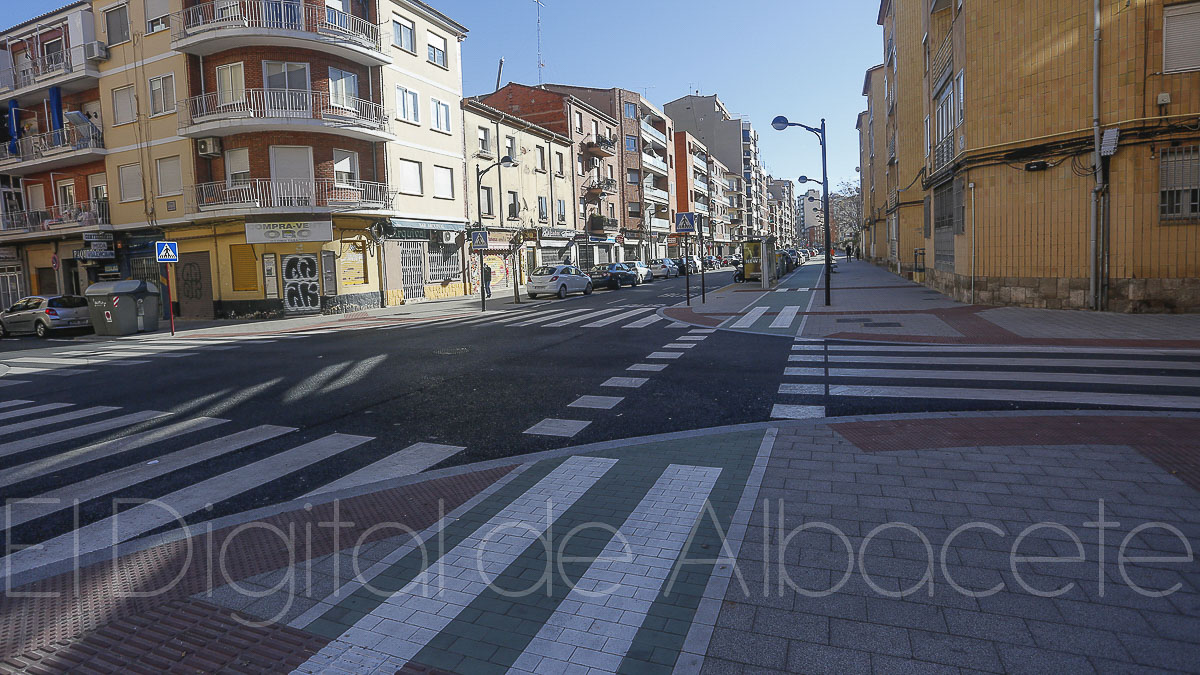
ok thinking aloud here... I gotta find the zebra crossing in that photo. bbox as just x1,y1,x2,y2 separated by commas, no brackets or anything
0,396,466,579
724,304,809,331
369,304,693,332
771,339,1200,419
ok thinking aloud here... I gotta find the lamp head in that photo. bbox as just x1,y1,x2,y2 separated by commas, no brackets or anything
771,116,790,131
798,175,809,184
500,155,518,168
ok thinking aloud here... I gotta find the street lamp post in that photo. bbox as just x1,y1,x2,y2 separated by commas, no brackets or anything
772,116,832,307
475,155,518,311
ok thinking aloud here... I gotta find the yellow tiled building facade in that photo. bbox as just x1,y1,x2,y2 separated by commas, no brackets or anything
860,0,1200,312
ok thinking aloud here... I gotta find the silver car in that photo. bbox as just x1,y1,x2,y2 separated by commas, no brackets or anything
527,265,593,299
0,295,92,338
650,258,679,278
624,261,654,283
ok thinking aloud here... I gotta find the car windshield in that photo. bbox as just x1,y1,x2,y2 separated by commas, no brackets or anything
531,266,560,276
48,296,88,309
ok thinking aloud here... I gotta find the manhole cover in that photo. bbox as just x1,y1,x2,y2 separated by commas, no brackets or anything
434,347,469,355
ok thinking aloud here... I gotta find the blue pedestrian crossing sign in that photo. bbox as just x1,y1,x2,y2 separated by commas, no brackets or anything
155,241,179,263
470,230,491,252
676,212,696,233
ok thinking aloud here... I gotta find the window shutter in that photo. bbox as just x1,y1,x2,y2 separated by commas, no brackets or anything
156,156,181,196
923,194,931,238
230,244,258,291
1164,3,1200,73
118,163,142,201
399,159,422,194
433,166,453,198
146,0,168,20
112,86,134,125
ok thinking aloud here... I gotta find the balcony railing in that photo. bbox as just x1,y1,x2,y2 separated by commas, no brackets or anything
583,177,618,197
640,119,666,145
644,185,668,203
931,29,953,80
583,136,616,157
648,217,670,231
187,178,391,212
932,135,955,172
695,202,709,215
0,45,97,95
0,124,103,164
179,88,388,133
587,214,618,232
641,153,668,174
1,198,109,232
694,177,710,193
174,0,382,53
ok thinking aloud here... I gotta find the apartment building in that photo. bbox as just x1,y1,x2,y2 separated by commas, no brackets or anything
862,0,1200,312
0,0,471,318
672,130,712,256
478,83,623,269
541,85,674,262
797,188,822,247
462,97,576,294
767,178,795,245
856,63,888,262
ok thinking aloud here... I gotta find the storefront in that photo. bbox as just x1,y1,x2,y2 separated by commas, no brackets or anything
530,226,577,269
381,218,469,304
0,245,23,309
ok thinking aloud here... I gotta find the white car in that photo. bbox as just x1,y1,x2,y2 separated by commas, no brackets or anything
527,264,593,299
650,258,679,278
624,261,654,283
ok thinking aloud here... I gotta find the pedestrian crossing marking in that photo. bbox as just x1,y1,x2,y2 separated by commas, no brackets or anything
0,402,72,421
602,376,648,388
647,351,683,359
771,404,825,419
770,305,801,329
568,395,625,410
663,342,696,349
581,307,655,327
305,442,466,498
524,417,592,437
627,363,668,372
0,405,118,438
0,410,169,458
545,308,625,327
730,306,769,329
624,314,665,328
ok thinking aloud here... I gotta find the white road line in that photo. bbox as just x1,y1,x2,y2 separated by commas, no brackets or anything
771,404,826,419
544,308,625,327
689,329,716,334
624,314,665,328
6,356,116,365
512,308,595,327
803,368,1200,387
4,367,96,376
602,376,649,388
647,352,683,359
730,306,769,329
668,321,690,328
778,384,829,394
524,418,592,437
512,463,720,674
0,403,73,421
678,336,707,341
818,344,1200,355
784,367,826,376
304,442,466,498
297,456,617,665
4,425,295,529
0,410,169,458
3,432,369,578
795,284,819,338
0,400,34,410
0,406,119,438
627,363,667,372
0,417,229,490
582,307,656,328
806,355,1200,370
568,395,625,410
770,305,801,329
90,351,195,359
818,385,1200,408
663,343,696,349
788,355,827,362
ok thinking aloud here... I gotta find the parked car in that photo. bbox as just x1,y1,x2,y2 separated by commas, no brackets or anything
0,295,92,338
527,265,592,299
650,258,679,278
702,255,721,270
588,263,641,289
675,256,701,274
624,260,654,283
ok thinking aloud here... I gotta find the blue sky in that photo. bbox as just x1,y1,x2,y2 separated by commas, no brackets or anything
12,0,882,189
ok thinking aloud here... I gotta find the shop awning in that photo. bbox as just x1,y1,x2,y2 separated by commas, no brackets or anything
388,218,467,231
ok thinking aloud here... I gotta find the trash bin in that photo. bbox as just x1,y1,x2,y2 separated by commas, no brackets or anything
84,280,161,336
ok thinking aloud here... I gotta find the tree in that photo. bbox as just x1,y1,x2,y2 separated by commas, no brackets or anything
828,180,862,243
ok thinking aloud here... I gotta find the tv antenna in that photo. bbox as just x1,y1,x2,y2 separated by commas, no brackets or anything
532,0,545,84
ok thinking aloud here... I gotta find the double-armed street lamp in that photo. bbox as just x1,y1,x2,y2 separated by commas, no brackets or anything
475,155,518,311
771,116,832,306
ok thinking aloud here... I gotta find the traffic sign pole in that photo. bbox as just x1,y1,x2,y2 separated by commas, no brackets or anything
166,263,175,336
685,234,691,307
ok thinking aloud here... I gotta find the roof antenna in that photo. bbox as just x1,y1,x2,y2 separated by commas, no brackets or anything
532,0,545,85
495,57,504,91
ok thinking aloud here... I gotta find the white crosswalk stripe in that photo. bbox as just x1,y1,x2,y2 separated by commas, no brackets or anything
770,305,801,329
581,307,656,327
730,306,769,329
304,442,466,498
0,409,168,458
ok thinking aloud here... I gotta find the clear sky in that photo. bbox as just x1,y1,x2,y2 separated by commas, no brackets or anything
10,0,883,190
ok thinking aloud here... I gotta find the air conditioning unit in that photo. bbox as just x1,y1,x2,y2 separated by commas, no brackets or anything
83,41,108,62
197,137,222,157
432,230,455,244
589,157,601,169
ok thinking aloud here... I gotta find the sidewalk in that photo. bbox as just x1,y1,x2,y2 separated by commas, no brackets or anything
665,258,1200,348
3,410,1198,674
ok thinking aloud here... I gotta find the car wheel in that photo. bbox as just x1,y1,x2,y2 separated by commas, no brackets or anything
35,321,49,339
0,323,7,338
645,274,653,283
584,282,593,295
631,276,639,287
557,285,567,299
613,278,621,289
528,292,538,299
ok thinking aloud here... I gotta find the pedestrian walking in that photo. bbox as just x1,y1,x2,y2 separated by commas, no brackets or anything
482,263,492,298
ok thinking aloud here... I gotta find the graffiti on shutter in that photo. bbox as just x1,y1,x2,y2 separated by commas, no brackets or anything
282,253,320,313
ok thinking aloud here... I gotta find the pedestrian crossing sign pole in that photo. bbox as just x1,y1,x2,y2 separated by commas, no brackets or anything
155,241,179,335
471,230,489,311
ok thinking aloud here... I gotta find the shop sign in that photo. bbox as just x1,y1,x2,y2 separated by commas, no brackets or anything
245,221,334,244
389,226,435,240
73,248,116,260
0,246,17,261
538,227,576,240
82,232,113,242
573,233,590,243
90,241,110,251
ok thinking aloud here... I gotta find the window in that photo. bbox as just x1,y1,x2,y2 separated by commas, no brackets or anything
230,244,258,292
1160,145,1199,220
216,63,245,105
56,179,75,207
576,153,584,175
535,146,546,171
398,159,422,195
955,70,964,124
156,155,181,195
556,198,565,222
146,0,169,32
506,191,519,219
480,185,494,215
538,196,548,221
427,32,447,67
574,111,583,133
433,166,454,199
105,5,130,45
625,135,638,152
608,203,615,218
431,99,451,132
624,102,638,119
264,62,308,94
118,163,142,202
627,169,640,184
392,16,415,52
478,127,492,154
329,67,358,107
628,201,641,215
148,73,175,116
555,152,564,175
225,148,250,185
112,85,135,125
924,115,930,157
1164,2,1200,73
396,86,419,123
607,165,614,181
505,135,516,158
333,149,358,184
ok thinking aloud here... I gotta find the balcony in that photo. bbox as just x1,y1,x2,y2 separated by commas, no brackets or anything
172,0,389,66
582,135,616,158
695,202,709,215
643,185,668,204
692,153,708,170
641,153,668,175
648,217,670,231
583,177,618,199
0,124,104,176
932,135,956,173
187,178,391,216
1,199,109,234
0,44,101,101
931,29,953,80
178,89,391,141
587,214,618,233
693,177,709,194
640,119,667,147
